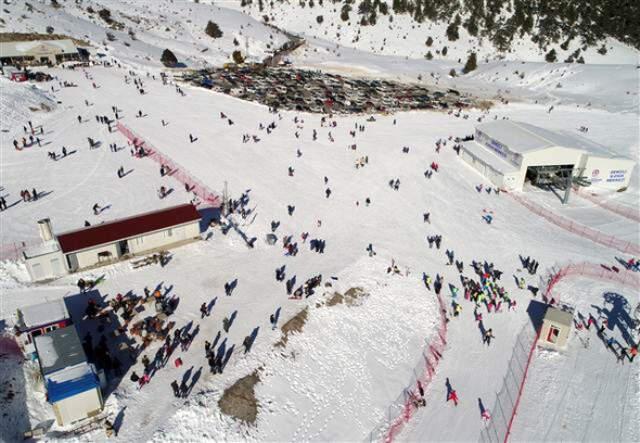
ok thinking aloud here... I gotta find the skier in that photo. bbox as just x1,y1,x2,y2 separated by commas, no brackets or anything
447,389,459,406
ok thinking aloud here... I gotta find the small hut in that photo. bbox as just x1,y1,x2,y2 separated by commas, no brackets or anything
539,306,573,350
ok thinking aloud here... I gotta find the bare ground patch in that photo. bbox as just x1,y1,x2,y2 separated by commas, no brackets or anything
274,307,308,348
324,287,368,307
218,370,261,424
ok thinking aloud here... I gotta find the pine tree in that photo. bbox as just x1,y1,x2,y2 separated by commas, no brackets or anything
160,49,178,67
232,50,245,64
462,52,477,73
545,48,557,63
205,21,223,38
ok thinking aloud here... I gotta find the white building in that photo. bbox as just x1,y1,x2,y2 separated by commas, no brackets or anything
23,204,202,282
460,120,636,191
34,326,103,426
0,39,80,66
15,299,71,358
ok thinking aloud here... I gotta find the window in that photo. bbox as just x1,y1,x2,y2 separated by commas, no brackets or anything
167,228,173,237
547,326,560,343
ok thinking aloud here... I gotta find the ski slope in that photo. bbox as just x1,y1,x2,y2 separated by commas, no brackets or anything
0,16,638,442
510,278,640,442
226,0,639,64
2,0,289,70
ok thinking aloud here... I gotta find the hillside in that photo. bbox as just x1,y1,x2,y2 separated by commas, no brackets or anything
229,0,639,64
0,0,289,69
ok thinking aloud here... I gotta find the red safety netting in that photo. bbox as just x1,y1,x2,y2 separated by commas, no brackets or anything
116,122,222,208
506,192,640,255
368,291,448,443
497,262,638,443
573,187,640,223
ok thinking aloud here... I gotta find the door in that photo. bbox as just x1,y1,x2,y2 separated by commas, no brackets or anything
50,258,62,276
118,240,129,257
66,253,79,271
546,326,560,343
31,263,44,280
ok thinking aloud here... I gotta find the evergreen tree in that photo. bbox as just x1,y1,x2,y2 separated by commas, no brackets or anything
160,49,178,67
205,21,223,38
545,48,557,62
462,52,477,73
232,50,245,64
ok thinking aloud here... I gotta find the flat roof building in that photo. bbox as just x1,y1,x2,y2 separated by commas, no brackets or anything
34,326,104,426
0,39,80,66
461,120,635,192
23,204,202,282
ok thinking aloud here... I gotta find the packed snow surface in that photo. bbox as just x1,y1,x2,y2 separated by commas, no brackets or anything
0,2,638,441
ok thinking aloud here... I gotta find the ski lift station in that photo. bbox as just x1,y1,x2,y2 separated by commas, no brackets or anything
460,120,635,192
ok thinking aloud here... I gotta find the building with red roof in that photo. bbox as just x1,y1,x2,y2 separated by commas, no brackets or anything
23,204,201,281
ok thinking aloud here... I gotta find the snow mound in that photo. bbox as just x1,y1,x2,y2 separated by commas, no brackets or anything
0,78,57,133
154,256,439,441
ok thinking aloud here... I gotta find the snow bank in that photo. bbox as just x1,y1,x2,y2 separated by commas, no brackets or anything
0,77,57,133
154,256,439,441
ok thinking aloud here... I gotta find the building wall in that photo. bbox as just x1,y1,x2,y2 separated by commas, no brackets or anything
460,147,506,188
127,221,200,255
52,388,103,426
583,156,635,190
540,319,571,350
514,146,586,190
73,243,119,269
25,251,67,281
60,221,200,272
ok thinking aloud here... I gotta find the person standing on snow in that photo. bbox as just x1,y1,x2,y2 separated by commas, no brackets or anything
483,329,495,346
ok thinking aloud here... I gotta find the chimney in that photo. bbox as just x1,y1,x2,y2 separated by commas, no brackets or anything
37,218,54,242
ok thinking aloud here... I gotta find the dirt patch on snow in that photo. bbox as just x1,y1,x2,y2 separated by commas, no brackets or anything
218,370,261,424
275,307,308,348
325,287,368,307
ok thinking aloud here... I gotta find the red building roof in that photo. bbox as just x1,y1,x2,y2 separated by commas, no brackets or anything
57,204,201,254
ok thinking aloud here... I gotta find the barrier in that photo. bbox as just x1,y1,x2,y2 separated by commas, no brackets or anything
116,122,222,208
0,240,39,262
480,262,639,443
574,188,640,223
479,324,539,443
506,192,640,255
367,292,448,442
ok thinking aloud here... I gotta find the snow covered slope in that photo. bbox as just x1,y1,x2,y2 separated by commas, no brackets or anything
0,77,57,133
226,0,639,64
291,37,640,113
1,0,289,69
0,59,637,441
